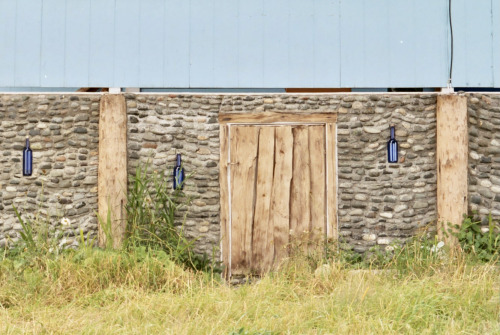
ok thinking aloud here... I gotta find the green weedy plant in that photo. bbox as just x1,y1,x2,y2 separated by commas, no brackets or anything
453,214,500,262
96,205,114,250
9,204,65,258
125,162,220,273
12,205,36,252
322,225,450,274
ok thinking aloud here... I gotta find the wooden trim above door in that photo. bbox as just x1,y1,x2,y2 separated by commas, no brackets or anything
219,111,337,124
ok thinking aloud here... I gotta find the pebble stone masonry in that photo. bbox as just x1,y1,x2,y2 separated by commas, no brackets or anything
0,94,100,248
1,93,500,255
468,94,500,222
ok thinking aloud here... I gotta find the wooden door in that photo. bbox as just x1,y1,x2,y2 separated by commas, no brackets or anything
219,113,337,277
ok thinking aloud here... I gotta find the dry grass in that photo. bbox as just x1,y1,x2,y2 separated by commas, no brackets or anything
0,248,499,334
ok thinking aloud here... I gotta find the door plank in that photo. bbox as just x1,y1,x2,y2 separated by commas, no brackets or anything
252,127,276,273
219,124,230,278
270,126,294,265
290,126,311,244
326,123,338,240
230,126,260,275
309,126,326,246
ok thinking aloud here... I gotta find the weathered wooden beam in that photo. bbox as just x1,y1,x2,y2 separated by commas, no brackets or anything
326,123,338,241
219,124,230,278
98,94,128,248
219,112,337,124
436,94,468,246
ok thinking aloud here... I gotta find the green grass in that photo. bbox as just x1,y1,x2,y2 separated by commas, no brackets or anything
0,247,499,334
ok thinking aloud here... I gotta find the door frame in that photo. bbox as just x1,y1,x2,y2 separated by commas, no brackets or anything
219,111,338,278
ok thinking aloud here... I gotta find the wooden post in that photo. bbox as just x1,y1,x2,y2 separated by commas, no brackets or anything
436,94,468,246
98,94,128,248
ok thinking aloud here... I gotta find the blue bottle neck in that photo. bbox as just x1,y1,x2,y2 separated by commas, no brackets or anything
390,127,395,139
176,154,182,166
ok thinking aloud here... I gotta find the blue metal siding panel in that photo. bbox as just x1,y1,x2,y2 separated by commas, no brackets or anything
41,0,66,87
237,0,265,87
494,0,500,87
15,0,42,87
341,0,448,88
89,0,115,86
163,0,190,87
363,0,391,88
288,0,315,87
64,0,90,87
114,0,140,87
453,0,494,87
189,0,214,87
0,0,498,88
339,0,364,87
0,0,17,87
452,0,467,87
388,0,414,87
263,0,289,87
212,0,239,87
139,0,164,87
313,0,341,87
412,0,449,87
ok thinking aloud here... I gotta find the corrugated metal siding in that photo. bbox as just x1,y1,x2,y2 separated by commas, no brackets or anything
453,0,496,87
0,0,497,88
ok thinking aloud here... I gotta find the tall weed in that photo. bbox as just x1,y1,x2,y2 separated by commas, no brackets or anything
125,162,219,273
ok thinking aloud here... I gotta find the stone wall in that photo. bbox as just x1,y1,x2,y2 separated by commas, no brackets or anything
220,94,438,252
126,94,221,254
468,93,500,222
337,95,437,252
0,94,100,248
2,92,500,255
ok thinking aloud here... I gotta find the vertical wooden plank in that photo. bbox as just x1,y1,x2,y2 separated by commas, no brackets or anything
290,126,311,243
437,95,468,246
89,0,115,86
271,126,293,265
0,0,17,86
252,127,276,274
64,0,90,87
308,126,326,244
139,0,164,87
326,123,338,240
230,126,259,274
15,0,42,87
219,124,230,278
98,95,128,249
164,0,190,87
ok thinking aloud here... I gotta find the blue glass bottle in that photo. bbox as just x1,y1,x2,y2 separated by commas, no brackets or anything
23,138,33,176
387,125,398,163
173,154,185,190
